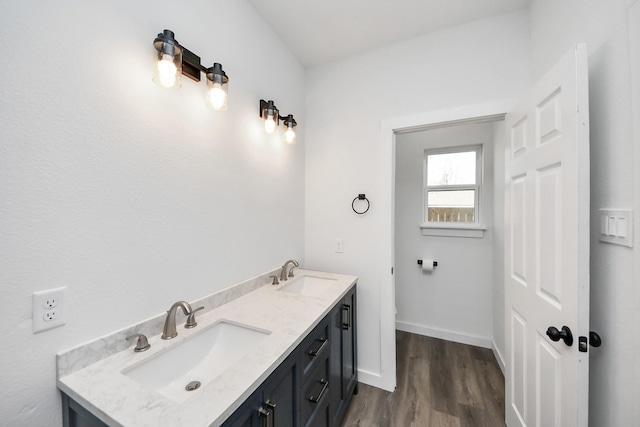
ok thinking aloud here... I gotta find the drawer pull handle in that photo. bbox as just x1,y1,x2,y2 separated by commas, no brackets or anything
265,400,276,426
308,379,329,403
308,338,328,357
258,407,270,427
342,304,351,330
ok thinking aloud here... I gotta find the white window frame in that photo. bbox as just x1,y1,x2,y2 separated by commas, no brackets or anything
420,144,486,238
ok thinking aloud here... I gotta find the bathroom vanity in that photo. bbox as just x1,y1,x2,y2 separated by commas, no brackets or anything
57,269,357,427
220,285,356,427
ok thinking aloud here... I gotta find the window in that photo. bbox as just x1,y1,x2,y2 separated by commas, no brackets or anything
422,145,484,237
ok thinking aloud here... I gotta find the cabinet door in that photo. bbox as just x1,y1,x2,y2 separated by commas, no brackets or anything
62,394,108,427
329,285,358,426
342,287,358,397
329,303,344,425
222,392,264,427
263,356,297,427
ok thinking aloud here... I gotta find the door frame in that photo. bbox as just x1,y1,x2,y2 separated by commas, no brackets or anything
379,99,516,391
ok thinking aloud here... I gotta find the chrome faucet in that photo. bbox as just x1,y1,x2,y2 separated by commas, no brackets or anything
280,259,299,281
162,301,193,340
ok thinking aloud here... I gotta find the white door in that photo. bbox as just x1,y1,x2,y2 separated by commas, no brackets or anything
504,44,590,427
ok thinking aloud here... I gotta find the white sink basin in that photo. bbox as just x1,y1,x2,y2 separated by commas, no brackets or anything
278,276,337,297
122,320,270,403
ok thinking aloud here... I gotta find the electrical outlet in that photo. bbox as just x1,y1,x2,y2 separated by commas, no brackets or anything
43,310,58,321
43,297,58,309
33,287,66,333
335,238,344,253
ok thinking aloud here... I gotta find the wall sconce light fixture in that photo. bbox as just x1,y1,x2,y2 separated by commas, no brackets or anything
153,29,229,111
282,114,297,144
259,100,297,144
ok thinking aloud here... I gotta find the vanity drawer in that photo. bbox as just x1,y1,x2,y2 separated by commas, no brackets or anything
300,354,330,426
300,316,330,380
305,400,330,427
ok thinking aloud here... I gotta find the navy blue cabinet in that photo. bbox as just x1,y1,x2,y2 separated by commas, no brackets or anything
226,285,357,427
223,354,298,427
62,394,108,427
329,286,357,426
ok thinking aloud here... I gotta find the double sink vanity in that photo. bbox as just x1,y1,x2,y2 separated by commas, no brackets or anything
57,264,358,427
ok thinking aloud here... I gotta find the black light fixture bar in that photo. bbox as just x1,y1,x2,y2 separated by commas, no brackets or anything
181,48,208,82
259,99,298,143
259,99,295,124
153,29,229,110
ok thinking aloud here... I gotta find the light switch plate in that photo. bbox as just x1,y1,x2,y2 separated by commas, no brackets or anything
599,209,633,247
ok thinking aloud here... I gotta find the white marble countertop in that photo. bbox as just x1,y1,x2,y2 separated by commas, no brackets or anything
57,269,357,427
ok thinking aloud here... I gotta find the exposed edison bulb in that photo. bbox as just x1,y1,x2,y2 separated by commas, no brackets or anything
264,116,276,134
284,127,296,144
156,54,178,88
208,83,227,110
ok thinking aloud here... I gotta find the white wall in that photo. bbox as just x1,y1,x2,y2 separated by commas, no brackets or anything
394,122,495,348
629,2,640,424
0,1,305,425
305,10,531,389
529,0,639,425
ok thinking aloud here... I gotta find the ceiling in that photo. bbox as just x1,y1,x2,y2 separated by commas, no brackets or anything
247,0,531,67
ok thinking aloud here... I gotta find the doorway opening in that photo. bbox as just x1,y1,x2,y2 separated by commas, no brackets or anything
393,118,502,354
378,102,512,393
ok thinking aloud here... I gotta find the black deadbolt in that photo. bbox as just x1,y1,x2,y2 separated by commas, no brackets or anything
546,325,574,346
589,331,602,348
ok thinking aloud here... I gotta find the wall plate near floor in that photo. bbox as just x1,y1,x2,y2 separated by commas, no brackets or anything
33,287,66,333
599,209,633,247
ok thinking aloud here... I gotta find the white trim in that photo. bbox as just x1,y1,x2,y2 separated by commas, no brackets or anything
420,223,486,238
379,127,398,394
381,101,514,131
492,341,506,375
356,368,396,392
396,320,492,349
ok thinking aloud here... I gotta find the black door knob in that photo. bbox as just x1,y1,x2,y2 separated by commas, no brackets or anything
546,325,574,346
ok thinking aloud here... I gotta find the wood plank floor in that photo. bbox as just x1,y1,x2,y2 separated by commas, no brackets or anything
341,331,505,427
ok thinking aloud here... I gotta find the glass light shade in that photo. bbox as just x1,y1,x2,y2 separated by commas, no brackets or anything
284,126,296,144
205,63,229,110
283,114,297,144
206,83,227,110
156,54,179,88
261,100,279,134
153,30,182,89
264,116,277,134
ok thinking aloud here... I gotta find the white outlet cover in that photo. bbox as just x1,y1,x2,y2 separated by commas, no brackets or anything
33,287,66,333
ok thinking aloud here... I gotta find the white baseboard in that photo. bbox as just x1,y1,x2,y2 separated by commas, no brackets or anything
356,368,395,392
491,341,506,374
396,320,492,349
358,329,501,394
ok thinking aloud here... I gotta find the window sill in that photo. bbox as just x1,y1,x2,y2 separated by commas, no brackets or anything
419,223,487,238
